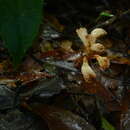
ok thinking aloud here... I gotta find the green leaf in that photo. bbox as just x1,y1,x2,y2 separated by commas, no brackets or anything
0,0,43,67
101,117,115,130
100,12,114,17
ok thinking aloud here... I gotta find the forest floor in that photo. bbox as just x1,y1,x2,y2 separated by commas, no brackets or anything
0,0,130,130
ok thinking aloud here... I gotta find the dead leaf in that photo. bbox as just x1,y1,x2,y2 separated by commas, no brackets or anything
22,103,96,130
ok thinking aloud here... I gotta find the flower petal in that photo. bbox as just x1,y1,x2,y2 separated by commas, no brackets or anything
81,57,96,82
91,43,105,53
95,55,110,69
91,28,107,39
76,28,88,46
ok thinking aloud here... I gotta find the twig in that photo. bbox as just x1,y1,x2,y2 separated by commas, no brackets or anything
91,9,130,30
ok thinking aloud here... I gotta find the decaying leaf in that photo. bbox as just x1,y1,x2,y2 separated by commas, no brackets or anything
20,77,63,99
0,85,15,110
0,78,16,87
60,40,73,52
23,103,96,130
109,56,130,65
18,71,51,84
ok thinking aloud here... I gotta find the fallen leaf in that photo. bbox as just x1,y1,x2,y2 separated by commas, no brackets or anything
23,103,96,130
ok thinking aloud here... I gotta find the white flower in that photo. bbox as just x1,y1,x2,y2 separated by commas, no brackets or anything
90,43,105,53
91,28,107,39
76,27,107,55
81,57,96,82
76,28,88,45
76,27,110,83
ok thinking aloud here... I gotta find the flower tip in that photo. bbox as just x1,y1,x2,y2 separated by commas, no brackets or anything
95,55,110,69
76,28,88,44
91,43,105,53
91,28,107,39
81,57,96,82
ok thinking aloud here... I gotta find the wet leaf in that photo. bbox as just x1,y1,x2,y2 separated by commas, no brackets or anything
20,77,63,99
41,23,61,41
0,85,15,110
0,77,16,87
0,109,46,130
109,56,130,65
45,15,64,31
24,103,96,130
122,109,130,130
18,72,51,85
84,80,114,103
21,56,43,72
42,59,78,72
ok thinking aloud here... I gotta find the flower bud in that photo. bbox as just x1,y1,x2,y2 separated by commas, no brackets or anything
76,28,88,45
81,57,96,82
95,55,110,69
91,43,105,53
91,28,107,39
60,40,73,52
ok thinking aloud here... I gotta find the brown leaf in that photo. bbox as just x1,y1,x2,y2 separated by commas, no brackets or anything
17,72,52,84
84,80,114,102
22,103,96,130
109,56,130,65
22,56,42,72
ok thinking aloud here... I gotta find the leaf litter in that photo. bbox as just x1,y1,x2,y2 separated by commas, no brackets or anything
0,0,130,130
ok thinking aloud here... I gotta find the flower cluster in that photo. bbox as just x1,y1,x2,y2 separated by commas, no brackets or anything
76,27,110,82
